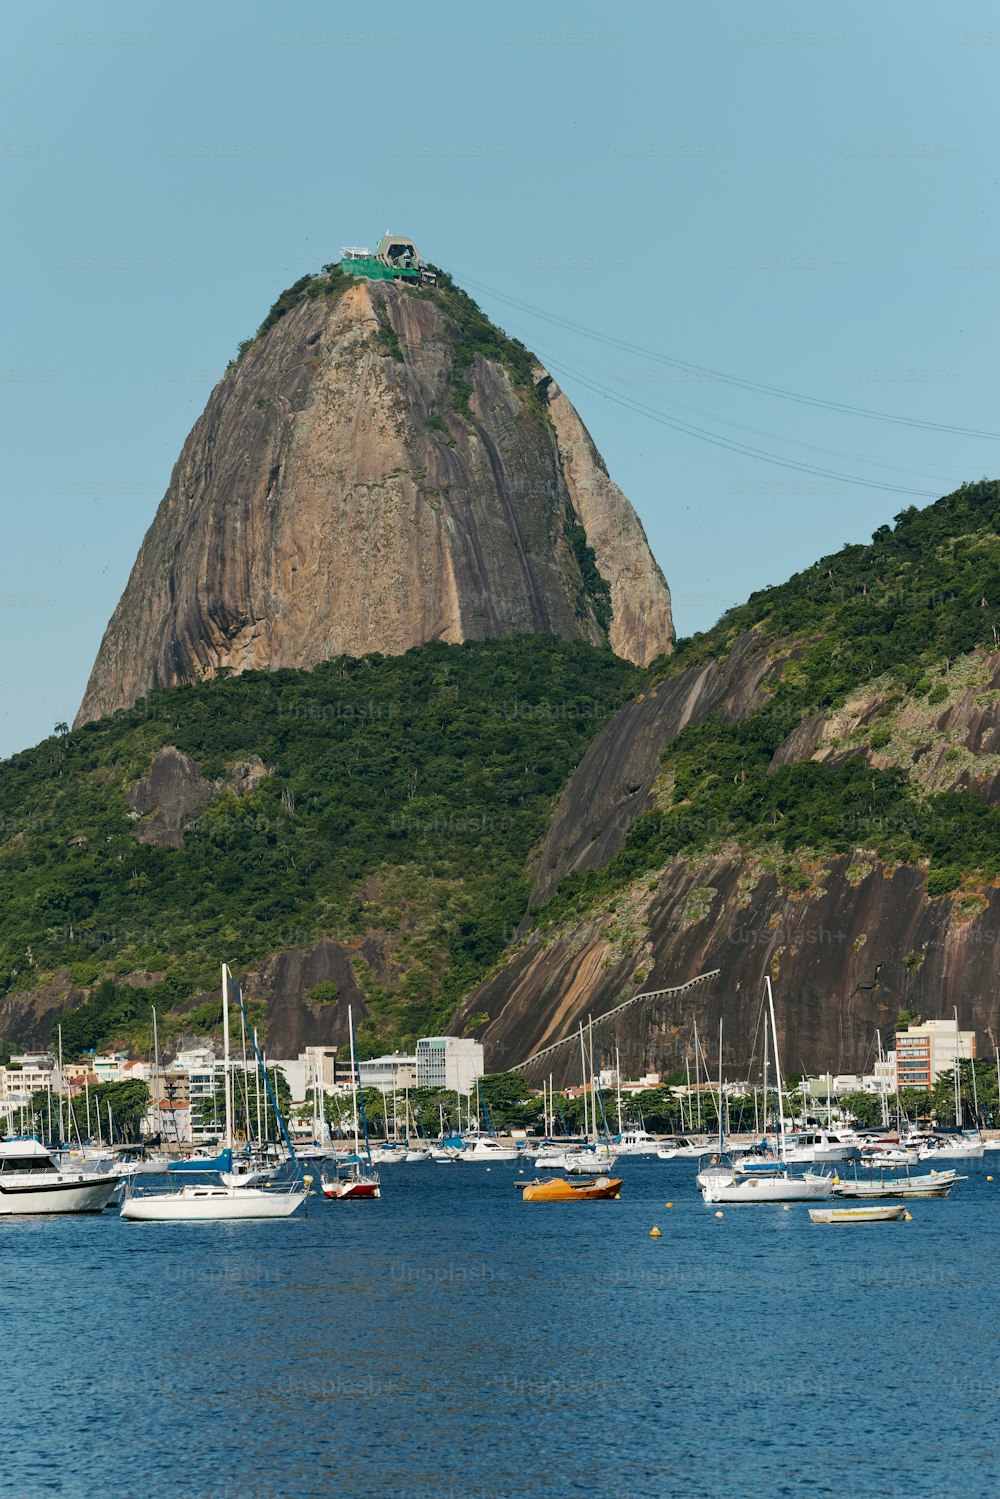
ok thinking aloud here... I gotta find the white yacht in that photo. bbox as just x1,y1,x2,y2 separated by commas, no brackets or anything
918,1134,984,1162
782,1130,855,1164
0,1139,120,1215
656,1135,714,1160
614,1127,660,1158
455,1138,520,1163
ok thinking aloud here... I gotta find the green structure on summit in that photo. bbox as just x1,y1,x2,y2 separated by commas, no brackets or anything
339,232,438,286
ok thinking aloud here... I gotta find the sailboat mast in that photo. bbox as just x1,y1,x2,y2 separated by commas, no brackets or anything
588,1015,597,1145
151,1006,162,1140
578,1023,589,1141
615,1046,623,1134
349,1007,360,1156
717,1017,724,1152
765,977,787,1157
253,1028,263,1145
954,1007,962,1129
221,964,233,1151
57,1025,64,1145
693,1020,703,1129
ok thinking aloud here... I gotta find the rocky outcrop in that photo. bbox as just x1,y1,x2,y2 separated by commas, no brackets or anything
126,746,216,848
125,746,272,848
452,853,1000,1085
76,278,672,725
538,371,673,666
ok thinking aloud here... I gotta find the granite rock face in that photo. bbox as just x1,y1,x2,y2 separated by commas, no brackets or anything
451,853,1000,1085
76,279,673,725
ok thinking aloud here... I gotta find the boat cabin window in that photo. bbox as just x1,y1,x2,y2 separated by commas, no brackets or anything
0,1156,53,1173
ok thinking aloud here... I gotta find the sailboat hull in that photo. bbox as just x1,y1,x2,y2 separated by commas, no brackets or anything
700,1172,831,1203
121,1186,304,1221
323,1180,380,1199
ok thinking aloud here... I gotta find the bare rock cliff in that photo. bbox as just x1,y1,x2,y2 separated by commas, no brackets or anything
76,278,672,725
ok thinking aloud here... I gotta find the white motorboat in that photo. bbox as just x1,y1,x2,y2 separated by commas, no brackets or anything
0,1139,120,1215
782,1130,855,1164
918,1135,984,1162
402,1146,432,1164
455,1138,520,1163
861,1145,920,1167
656,1136,714,1160
613,1127,660,1158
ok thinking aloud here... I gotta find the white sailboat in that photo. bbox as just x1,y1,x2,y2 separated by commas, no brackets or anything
121,965,309,1222
698,985,831,1204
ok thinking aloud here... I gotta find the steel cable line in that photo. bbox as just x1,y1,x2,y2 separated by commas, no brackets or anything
540,357,937,496
447,268,1000,442
496,316,959,484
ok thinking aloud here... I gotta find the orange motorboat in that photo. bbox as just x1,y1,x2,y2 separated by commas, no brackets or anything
520,1175,622,1202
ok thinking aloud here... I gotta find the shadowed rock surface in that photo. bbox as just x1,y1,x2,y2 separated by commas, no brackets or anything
451,854,1000,1085
76,278,672,725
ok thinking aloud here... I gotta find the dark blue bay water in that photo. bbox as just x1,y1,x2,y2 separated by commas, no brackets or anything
2,1158,998,1499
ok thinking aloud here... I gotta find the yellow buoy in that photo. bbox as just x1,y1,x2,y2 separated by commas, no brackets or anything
988,1175,994,1182
665,1202,674,1209
649,1225,661,1237
715,1210,724,1219
832,1174,840,1185
902,1210,913,1221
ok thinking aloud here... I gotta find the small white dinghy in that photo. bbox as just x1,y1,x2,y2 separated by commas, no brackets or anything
809,1205,909,1224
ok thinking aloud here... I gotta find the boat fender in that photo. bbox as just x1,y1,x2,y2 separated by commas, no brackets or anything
649,1225,660,1237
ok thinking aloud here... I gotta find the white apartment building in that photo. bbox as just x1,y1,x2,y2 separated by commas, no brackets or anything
415,1037,484,1094
1,1053,58,1110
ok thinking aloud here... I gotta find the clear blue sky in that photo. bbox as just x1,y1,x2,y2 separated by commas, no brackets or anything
2,0,998,757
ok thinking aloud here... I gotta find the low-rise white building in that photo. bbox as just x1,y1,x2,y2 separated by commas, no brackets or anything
358,1054,417,1091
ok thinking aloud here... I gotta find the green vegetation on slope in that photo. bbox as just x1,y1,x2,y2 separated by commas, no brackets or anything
0,639,636,1052
231,263,352,363
538,480,1000,927
662,478,1000,701
423,269,543,415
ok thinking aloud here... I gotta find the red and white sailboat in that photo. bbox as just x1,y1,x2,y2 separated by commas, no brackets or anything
322,1006,380,1202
